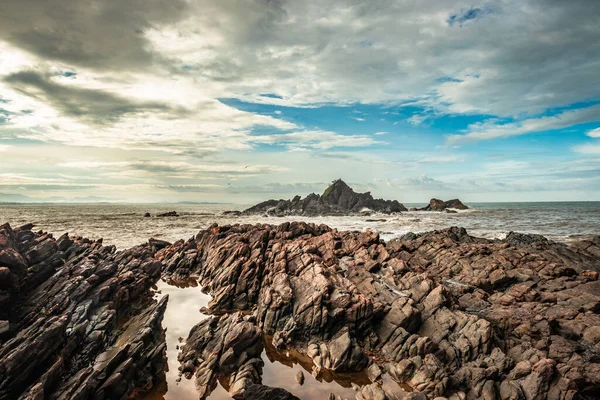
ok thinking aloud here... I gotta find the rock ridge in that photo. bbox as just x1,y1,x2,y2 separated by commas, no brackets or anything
158,222,600,399
242,179,408,216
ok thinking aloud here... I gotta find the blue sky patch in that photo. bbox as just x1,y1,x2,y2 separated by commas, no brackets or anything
447,7,489,27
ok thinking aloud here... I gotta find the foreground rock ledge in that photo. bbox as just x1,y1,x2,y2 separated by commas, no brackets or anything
2,221,600,400
159,223,600,400
0,223,165,400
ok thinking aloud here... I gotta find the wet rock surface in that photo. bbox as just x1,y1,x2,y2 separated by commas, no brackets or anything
159,222,600,399
0,222,165,400
242,179,407,216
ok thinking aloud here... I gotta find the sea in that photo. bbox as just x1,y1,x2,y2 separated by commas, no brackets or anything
0,202,598,249
2,202,599,399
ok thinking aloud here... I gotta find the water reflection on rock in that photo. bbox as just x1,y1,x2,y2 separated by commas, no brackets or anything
262,336,370,399
140,279,396,399
141,278,230,400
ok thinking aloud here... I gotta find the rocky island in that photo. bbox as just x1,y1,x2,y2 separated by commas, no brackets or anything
1,221,599,399
242,179,408,216
419,198,469,212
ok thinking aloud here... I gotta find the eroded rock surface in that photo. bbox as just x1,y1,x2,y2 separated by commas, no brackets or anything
2,220,599,400
159,222,600,399
242,179,407,216
0,223,166,400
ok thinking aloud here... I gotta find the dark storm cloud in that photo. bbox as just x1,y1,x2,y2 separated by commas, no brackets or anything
0,0,189,70
3,70,186,123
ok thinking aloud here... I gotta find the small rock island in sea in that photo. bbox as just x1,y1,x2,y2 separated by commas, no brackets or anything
239,179,469,217
242,179,408,216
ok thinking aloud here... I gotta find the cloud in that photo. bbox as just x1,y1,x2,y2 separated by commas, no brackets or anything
248,130,379,150
447,104,600,143
57,160,288,174
0,0,599,201
0,0,599,120
0,0,189,71
3,70,184,124
417,155,465,163
587,127,600,138
574,127,600,154
154,184,222,192
225,182,328,195
407,114,428,126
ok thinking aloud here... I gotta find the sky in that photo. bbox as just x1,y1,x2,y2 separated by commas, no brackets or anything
0,0,599,204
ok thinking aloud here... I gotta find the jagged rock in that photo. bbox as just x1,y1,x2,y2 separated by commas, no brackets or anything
3,220,600,400
244,384,300,400
0,320,8,335
242,179,407,216
144,212,151,217
148,238,171,251
178,312,264,398
159,223,600,399
295,370,304,385
223,210,242,217
420,198,469,211
0,223,166,400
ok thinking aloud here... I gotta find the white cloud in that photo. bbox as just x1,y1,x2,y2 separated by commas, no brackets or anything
447,104,600,143
407,114,428,126
57,160,288,174
587,127,600,138
248,130,380,150
418,155,465,163
573,144,600,154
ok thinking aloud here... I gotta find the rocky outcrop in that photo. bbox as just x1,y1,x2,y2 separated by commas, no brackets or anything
178,312,265,398
243,179,407,216
420,198,468,211
0,223,166,400
3,220,600,399
157,211,179,217
159,222,600,399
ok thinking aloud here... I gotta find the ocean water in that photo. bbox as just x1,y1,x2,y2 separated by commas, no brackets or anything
2,202,599,399
0,202,598,249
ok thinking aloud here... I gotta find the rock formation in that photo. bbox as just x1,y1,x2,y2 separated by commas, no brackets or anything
2,220,600,399
420,199,469,212
159,222,600,399
157,211,179,217
0,223,166,400
243,179,407,216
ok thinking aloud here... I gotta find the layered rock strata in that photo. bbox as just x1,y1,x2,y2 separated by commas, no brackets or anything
2,219,599,399
0,223,166,400
159,222,600,399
